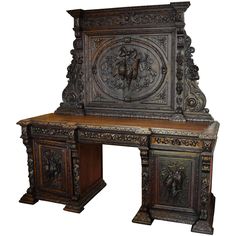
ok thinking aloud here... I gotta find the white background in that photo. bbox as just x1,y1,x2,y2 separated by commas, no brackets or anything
0,0,235,235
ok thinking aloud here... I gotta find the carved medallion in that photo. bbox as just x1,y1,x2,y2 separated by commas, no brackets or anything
92,37,167,102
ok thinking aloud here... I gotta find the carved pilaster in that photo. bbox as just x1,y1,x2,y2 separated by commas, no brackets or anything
132,147,153,225
171,29,186,121
191,153,214,234
19,125,38,204
63,129,84,213
55,12,85,115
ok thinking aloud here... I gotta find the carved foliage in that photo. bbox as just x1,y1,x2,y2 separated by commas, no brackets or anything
21,126,35,193
159,159,190,207
199,155,212,220
41,147,64,190
140,149,150,207
56,23,84,114
83,11,182,28
175,33,185,115
72,157,80,196
161,161,185,199
152,136,202,148
184,35,208,113
79,130,148,146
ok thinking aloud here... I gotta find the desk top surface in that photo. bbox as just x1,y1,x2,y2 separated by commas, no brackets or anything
18,113,218,136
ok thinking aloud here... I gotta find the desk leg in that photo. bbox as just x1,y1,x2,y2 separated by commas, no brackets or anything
191,154,214,234
132,148,153,225
64,143,106,213
19,126,38,205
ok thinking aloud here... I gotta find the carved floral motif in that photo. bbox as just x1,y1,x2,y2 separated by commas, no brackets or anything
83,12,182,28
152,136,202,148
79,130,148,146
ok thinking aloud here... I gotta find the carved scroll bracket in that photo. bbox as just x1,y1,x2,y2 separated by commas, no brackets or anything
55,14,85,115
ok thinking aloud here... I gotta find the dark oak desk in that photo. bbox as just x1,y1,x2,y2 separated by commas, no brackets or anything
18,113,218,234
17,2,219,235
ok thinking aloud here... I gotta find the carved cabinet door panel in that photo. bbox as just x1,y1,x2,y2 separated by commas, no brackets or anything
150,150,199,212
34,140,72,197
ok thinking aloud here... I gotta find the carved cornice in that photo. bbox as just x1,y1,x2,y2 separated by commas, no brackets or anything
82,11,183,29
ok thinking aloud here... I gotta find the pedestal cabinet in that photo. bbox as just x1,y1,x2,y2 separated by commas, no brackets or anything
17,2,219,235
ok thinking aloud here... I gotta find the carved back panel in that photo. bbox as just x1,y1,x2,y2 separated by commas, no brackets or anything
55,2,213,122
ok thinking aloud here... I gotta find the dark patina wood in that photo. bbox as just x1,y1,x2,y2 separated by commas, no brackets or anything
17,2,219,235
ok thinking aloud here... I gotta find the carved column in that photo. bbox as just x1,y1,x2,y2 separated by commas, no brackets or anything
63,128,84,213
19,125,38,204
191,140,215,234
132,147,153,225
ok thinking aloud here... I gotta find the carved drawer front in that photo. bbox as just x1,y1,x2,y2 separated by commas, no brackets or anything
34,140,72,196
150,150,199,211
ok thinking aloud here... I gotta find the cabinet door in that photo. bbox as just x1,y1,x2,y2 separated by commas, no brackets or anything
150,150,199,211
34,140,72,197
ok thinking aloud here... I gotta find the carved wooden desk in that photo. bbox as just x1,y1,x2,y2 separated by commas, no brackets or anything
17,2,219,235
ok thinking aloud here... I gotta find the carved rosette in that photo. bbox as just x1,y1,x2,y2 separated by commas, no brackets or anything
55,17,85,115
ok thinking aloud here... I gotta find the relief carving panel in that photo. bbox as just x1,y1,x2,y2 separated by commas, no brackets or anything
39,146,66,192
158,158,194,208
90,36,168,103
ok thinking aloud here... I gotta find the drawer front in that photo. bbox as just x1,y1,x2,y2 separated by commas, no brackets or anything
34,140,72,196
150,150,199,210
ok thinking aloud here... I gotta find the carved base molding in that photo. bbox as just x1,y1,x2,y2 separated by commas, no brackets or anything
191,194,215,235
132,207,153,225
64,180,106,214
19,192,38,205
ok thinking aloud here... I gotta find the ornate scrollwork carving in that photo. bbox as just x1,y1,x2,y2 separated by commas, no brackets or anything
184,35,208,113
79,130,148,146
55,22,84,114
152,136,202,148
83,11,182,29
72,157,80,196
